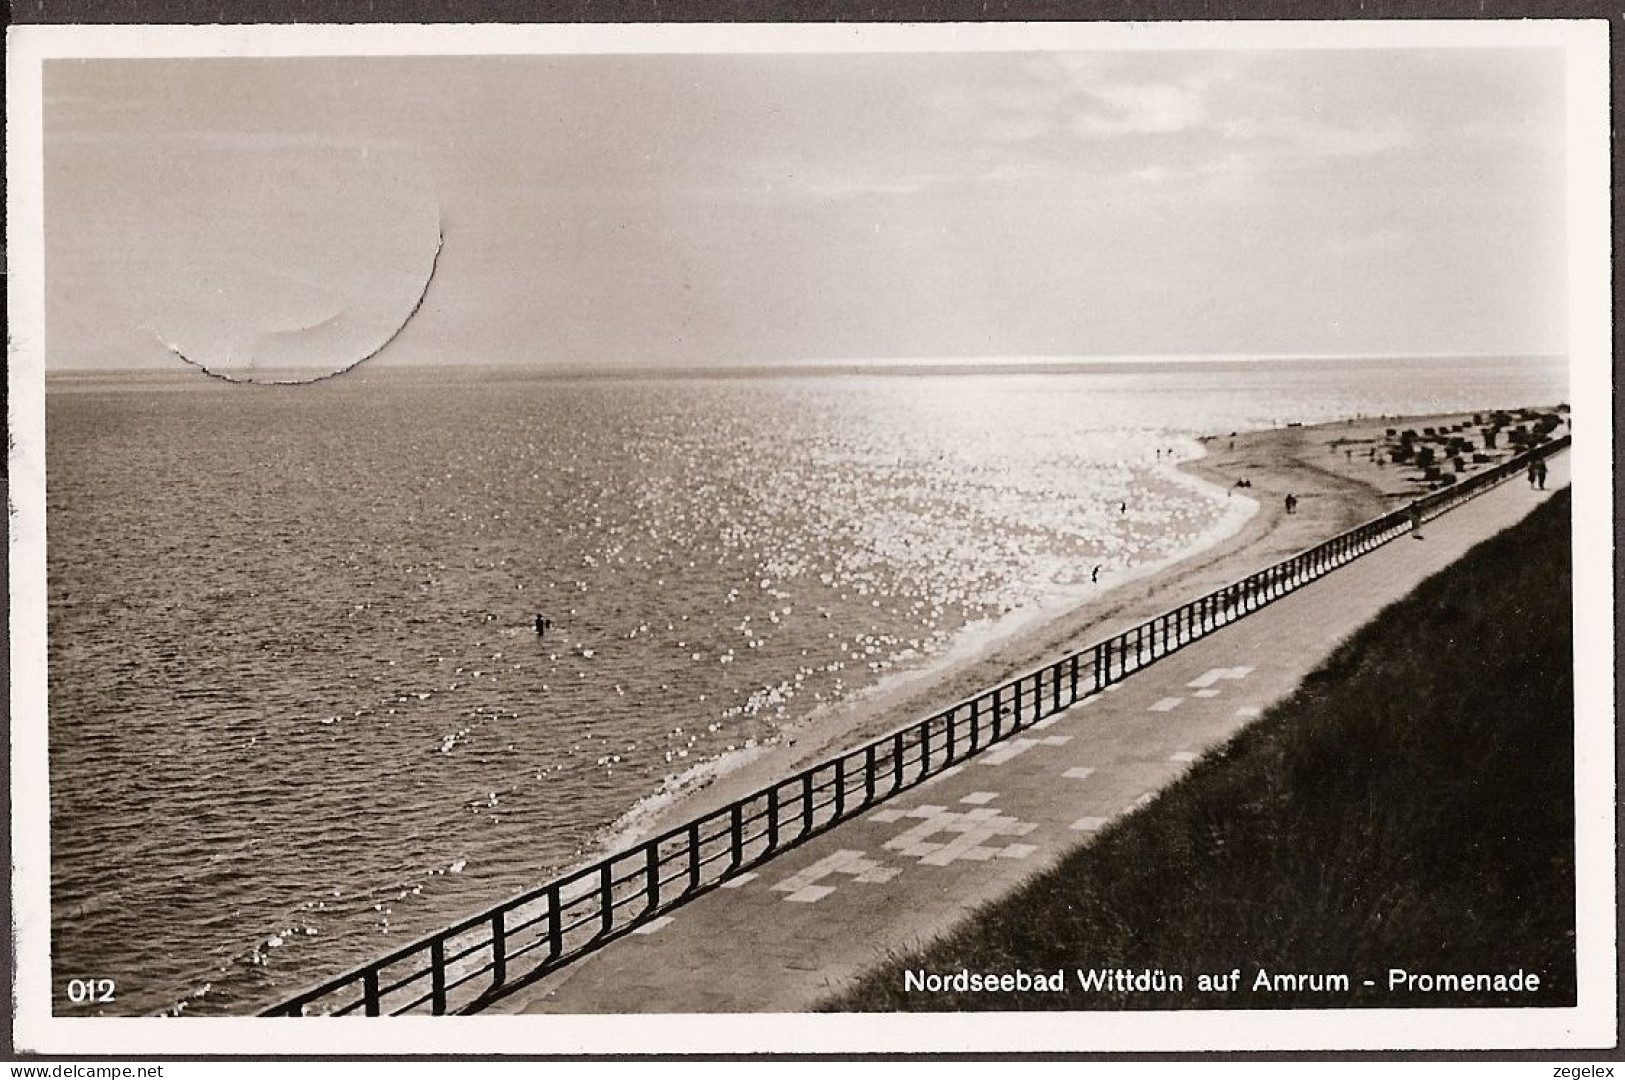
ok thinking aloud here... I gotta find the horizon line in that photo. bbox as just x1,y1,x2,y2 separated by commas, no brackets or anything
45,351,1570,377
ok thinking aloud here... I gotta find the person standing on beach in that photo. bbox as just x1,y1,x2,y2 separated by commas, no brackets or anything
1091,565,1101,585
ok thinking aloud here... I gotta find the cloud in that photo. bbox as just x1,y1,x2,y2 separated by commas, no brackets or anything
1071,80,1208,137
793,171,954,200
1217,113,1410,158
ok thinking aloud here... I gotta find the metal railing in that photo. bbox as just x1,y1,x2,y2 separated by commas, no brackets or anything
262,435,1568,1016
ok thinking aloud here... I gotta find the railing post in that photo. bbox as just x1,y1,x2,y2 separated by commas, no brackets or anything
546,885,562,962
688,822,701,890
646,843,661,911
945,710,957,763
969,699,981,751
992,686,1003,740
865,744,878,801
1013,680,1023,729
363,968,381,1017
599,864,614,935
430,938,447,1015
892,732,905,792
491,910,507,991
919,720,932,778
802,772,815,835
1070,654,1080,703
834,756,847,818
730,803,745,867
767,787,780,850
1053,662,1062,711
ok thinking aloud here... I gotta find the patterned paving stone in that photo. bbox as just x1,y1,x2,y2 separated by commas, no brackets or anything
882,794,1041,867
1149,697,1183,712
784,885,835,903
979,734,1071,766
1062,766,1096,780
1188,665,1256,689
631,915,674,935
770,848,900,904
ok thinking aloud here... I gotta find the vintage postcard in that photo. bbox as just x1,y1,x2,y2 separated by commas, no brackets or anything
7,18,1614,1055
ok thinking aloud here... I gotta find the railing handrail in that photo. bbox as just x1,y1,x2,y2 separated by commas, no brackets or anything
260,433,1568,1017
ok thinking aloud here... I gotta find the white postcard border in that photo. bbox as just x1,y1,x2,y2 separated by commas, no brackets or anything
7,17,1614,1055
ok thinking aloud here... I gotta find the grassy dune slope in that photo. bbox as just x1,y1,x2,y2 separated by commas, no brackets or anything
824,488,1575,1011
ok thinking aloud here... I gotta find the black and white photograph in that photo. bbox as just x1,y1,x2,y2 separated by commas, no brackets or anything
7,18,1614,1056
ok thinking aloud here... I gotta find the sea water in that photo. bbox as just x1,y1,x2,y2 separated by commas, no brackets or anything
42,356,1566,1014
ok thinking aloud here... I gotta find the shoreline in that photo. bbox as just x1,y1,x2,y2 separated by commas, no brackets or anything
597,408,1509,849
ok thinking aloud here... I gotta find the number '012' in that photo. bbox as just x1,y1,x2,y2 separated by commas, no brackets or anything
65,978,116,1003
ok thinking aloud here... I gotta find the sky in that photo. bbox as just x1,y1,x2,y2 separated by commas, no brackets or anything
42,47,1570,372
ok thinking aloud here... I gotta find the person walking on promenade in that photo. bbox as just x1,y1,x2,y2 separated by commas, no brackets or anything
1536,458,1548,490
1527,460,1539,488
1409,501,1424,539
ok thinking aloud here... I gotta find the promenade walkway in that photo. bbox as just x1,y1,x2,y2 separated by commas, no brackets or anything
503,454,1570,1014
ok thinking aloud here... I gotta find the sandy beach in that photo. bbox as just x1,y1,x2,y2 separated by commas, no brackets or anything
605,407,1558,844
